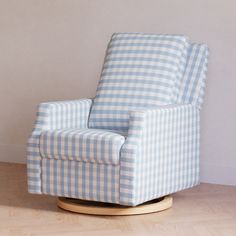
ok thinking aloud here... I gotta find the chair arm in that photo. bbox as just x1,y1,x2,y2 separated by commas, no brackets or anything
27,98,92,194
32,99,92,132
120,104,200,205
125,104,199,145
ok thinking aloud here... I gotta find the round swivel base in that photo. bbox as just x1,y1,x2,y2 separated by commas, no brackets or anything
57,196,172,216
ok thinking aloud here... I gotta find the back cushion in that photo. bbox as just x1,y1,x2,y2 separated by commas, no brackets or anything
89,33,189,132
177,44,209,108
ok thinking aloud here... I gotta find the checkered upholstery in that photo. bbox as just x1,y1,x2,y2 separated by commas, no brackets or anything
27,99,92,194
120,104,200,205
42,159,120,204
40,128,125,165
27,33,209,206
178,43,209,108
89,33,189,132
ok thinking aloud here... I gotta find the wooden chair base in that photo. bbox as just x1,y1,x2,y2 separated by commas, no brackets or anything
57,196,173,216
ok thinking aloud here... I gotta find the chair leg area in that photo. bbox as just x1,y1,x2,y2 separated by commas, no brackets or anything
57,196,173,216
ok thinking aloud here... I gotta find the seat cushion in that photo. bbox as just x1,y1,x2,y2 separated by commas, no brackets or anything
89,33,189,132
39,128,125,165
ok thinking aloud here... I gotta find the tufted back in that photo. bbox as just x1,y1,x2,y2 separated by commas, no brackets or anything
89,33,208,132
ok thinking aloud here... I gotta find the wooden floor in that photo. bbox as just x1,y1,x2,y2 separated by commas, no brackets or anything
0,162,236,236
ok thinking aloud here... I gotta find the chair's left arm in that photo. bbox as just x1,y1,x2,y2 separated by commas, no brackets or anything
120,104,200,206
27,99,92,194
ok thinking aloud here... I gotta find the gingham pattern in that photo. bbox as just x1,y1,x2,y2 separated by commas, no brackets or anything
42,159,120,204
40,128,125,165
178,44,209,109
120,104,200,205
27,35,209,206
89,33,189,132
27,99,92,194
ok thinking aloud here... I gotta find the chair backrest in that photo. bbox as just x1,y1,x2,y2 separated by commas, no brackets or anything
89,33,208,132
177,43,209,108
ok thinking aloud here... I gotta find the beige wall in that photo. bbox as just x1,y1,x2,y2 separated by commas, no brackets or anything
1,0,236,185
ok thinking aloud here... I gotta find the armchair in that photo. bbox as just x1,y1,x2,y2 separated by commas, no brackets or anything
27,33,209,215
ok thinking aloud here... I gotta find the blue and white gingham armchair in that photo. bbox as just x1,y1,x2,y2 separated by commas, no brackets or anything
27,33,209,206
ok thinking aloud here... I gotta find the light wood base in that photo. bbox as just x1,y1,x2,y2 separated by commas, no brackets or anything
57,196,173,216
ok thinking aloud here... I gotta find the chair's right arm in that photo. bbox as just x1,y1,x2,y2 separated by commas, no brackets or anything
27,99,92,194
